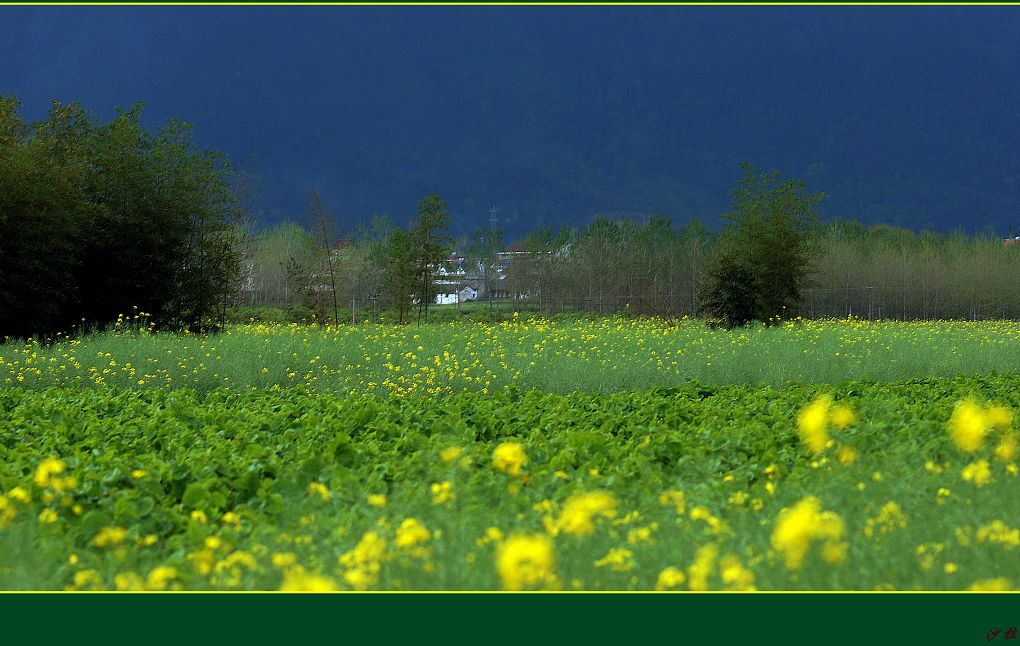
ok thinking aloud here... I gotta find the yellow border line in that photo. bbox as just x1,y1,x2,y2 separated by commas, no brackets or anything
2,589,1019,593
5,2,1020,5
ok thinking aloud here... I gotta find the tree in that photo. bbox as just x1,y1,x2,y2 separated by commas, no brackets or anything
306,190,340,325
355,213,396,317
700,164,825,327
220,160,261,323
0,97,84,338
410,193,453,324
385,227,417,324
0,96,240,337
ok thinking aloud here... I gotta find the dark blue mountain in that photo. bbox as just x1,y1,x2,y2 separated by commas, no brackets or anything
5,6,1020,239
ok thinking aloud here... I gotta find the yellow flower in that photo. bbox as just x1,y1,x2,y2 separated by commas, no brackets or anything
492,442,527,477
190,510,208,524
338,530,387,572
830,404,856,429
987,405,1014,430
221,512,240,525
658,490,686,515
654,566,687,591
272,552,298,569
280,567,337,592
115,572,145,591
0,496,16,527
50,474,77,492
822,541,848,565
836,444,858,465
688,543,718,591
131,469,148,480
38,508,58,524
627,524,657,545
34,457,66,488
8,487,31,504
719,554,756,591
976,520,1020,547
995,433,1017,462
594,547,634,572
430,481,454,505
93,526,128,548
864,501,907,538
797,394,832,454
727,491,749,506
476,526,504,547
308,482,330,501
367,494,387,507
962,459,992,487
71,569,104,591
770,496,845,570
394,518,431,551
342,566,379,591
146,566,178,591
949,399,990,453
690,506,728,535
439,446,463,463
551,491,616,537
496,533,556,591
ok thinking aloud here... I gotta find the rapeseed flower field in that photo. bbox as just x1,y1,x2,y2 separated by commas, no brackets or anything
1,316,1020,590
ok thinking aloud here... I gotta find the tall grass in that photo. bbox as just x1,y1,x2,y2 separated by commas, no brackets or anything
4,317,1020,396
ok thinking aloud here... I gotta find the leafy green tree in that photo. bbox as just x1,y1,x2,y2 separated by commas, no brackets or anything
410,193,453,324
0,96,240,337
0,97,85,338
355,213,396,316
385,227,417,324
701,164,825,327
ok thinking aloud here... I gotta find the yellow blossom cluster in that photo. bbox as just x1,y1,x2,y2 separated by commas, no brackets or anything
797,394,856,456
495,533,557,591
771,497,847,570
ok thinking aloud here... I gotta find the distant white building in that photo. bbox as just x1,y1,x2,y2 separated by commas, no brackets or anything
435,285,478,305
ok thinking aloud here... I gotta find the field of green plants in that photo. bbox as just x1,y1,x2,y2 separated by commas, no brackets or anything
1,316,1019,591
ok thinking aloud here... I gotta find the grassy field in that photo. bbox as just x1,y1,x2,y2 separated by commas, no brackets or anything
5,316,1020,395
1,316,1019,591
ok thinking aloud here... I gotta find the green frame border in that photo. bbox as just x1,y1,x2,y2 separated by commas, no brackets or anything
5,591,1020,642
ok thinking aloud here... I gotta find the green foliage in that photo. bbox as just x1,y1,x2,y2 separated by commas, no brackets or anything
410,193,453,324
385,228,417,325
8,317,1020,395
2,376,1020,590
304,191,341,326
701,164,825,327
0,96,240,337
0,98,83,338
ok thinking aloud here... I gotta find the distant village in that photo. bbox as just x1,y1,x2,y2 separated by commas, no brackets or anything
433,248,528,305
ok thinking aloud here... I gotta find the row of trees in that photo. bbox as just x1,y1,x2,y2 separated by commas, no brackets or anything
1,96,241,338
0,95,459,337
5,94,1016,336
241,193,453,326
242,165,1020,328
237,165,1020,328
